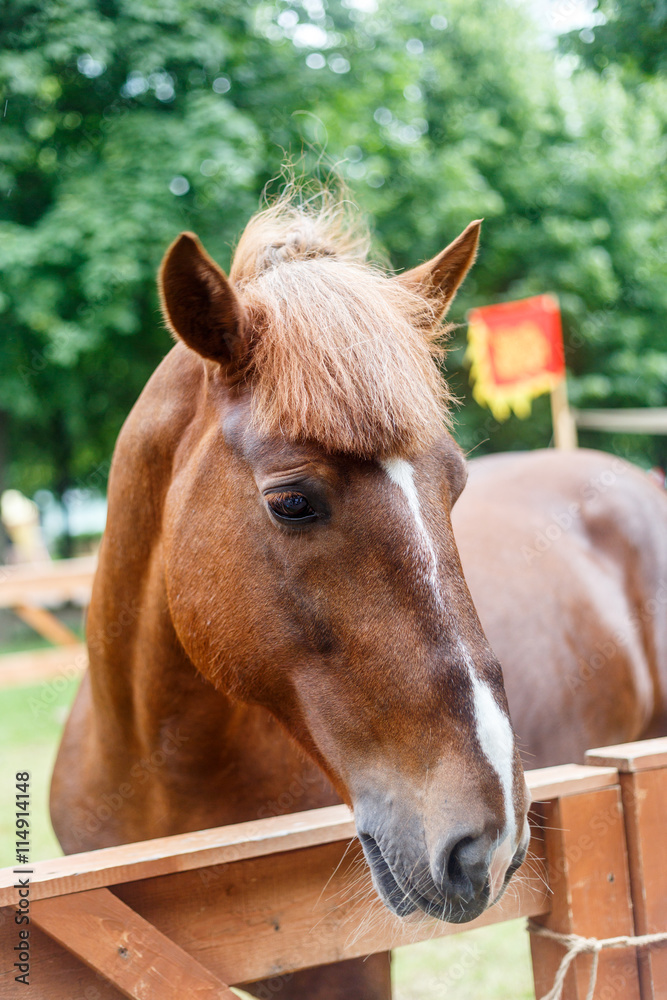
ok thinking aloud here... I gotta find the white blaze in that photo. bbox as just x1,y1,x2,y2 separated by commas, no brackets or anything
381,456,516,893
381,457,441,606
459,639,516,893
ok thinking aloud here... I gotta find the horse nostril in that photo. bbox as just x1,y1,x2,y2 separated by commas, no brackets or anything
445,836,468,895
439,833,490,903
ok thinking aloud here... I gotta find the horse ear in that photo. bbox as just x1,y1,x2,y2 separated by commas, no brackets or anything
159,232,245,364
396,220,482,320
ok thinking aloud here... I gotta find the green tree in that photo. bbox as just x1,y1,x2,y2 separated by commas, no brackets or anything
0,1,272,523
561,0,667,77
1,0,665,533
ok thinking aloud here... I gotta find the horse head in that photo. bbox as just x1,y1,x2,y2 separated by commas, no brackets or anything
157,198,530,923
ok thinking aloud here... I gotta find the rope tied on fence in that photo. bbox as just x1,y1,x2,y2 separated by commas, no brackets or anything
528,919,667,1000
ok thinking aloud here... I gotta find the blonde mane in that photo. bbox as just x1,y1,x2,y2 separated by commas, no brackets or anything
230,191,451,459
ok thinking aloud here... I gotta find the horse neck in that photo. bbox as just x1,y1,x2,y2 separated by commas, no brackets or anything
86,346,232,748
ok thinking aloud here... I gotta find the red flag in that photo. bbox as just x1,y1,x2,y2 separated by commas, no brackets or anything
466,294,565,420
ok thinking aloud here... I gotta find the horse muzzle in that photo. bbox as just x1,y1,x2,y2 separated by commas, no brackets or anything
356,814,530,924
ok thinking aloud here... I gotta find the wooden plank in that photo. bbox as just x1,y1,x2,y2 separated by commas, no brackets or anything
115,836,548,983
526,762,618,800
0,805,357,906
0,832,548,995
586,740,667,995
12,604,81,646
0,762,615,906
0,918,126,999
0,643,87,688
573,407,667,434
586,736,667,773
529,786,641,1000
618,768,667,998
0,556,96,607
31,887,238,1000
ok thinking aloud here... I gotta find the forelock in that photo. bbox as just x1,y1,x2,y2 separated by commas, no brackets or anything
229,196,452,459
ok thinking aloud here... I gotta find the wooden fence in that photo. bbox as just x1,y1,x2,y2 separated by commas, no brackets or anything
0,557,94,687
558,404,667,451
573,407,667,436
1,737,665,999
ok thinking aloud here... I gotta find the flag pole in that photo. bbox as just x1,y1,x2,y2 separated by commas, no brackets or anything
550,377,578,450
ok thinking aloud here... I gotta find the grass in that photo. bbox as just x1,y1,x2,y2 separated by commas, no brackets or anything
0,634,54,655
0,678,79,865
0,677,536,998
392,920,535,998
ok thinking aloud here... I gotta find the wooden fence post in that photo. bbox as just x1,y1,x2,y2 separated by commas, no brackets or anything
586,737,667,1000
529,781,641,999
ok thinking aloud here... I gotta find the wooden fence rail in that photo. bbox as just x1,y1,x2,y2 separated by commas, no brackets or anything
2,739,666,999
572,408,667,436
0,556,96,610
0,557,94,688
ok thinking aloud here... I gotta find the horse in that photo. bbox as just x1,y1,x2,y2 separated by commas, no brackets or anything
453,447,667,768
50,195,531,1000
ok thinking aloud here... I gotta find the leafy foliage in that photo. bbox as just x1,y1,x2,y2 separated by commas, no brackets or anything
561,0,667,77
1,0,666,505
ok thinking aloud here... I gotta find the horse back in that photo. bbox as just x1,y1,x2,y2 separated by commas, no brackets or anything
453,448,667,765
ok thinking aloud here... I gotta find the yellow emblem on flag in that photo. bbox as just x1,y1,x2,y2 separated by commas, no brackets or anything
466,295,565,421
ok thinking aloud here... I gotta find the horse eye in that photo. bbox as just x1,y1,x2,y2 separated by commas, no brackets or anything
267,492,318,522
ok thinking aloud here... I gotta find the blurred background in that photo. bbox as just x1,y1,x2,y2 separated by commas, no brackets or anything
0,0,665,996
1,0,666,559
